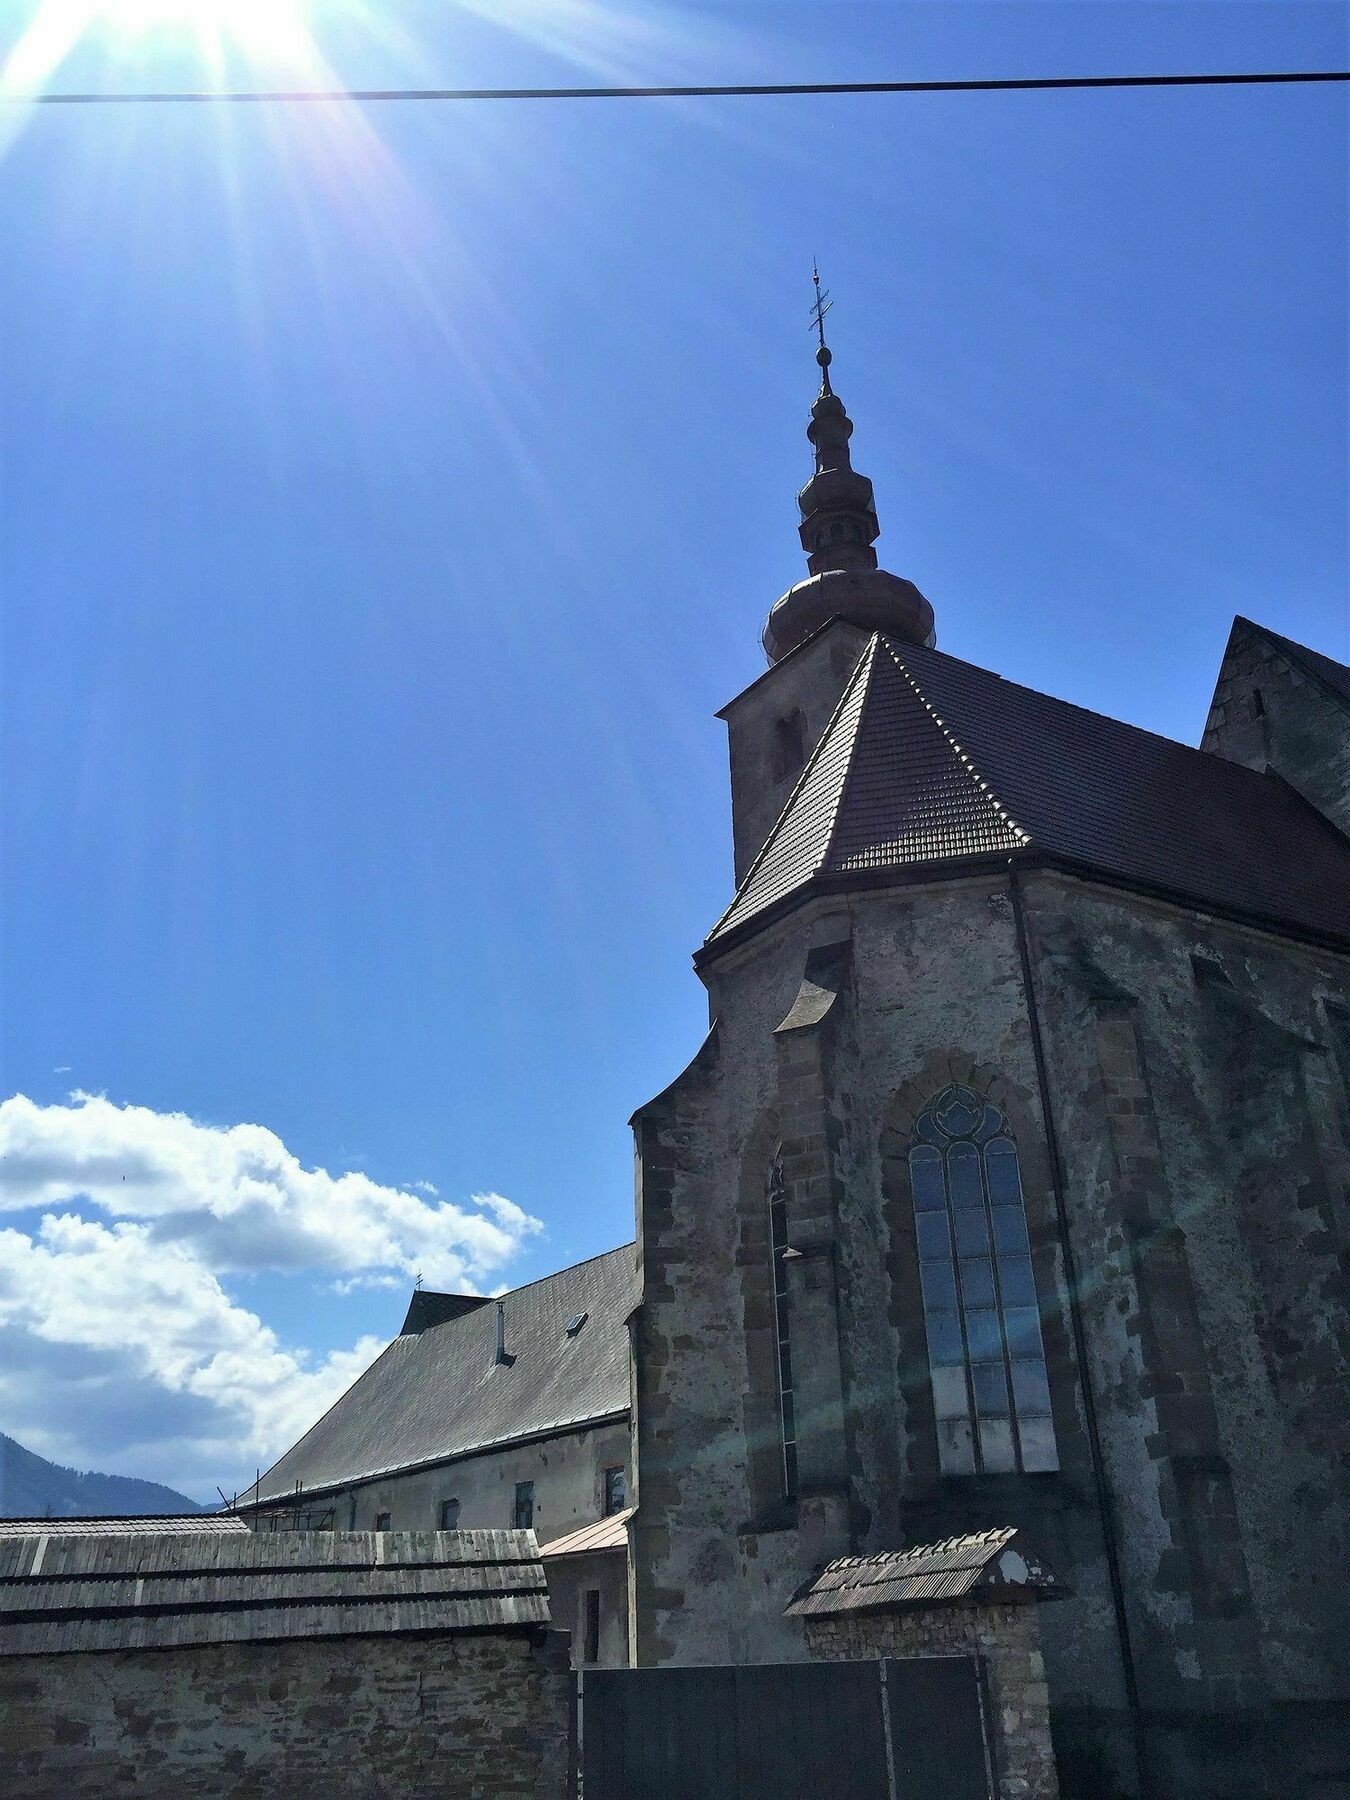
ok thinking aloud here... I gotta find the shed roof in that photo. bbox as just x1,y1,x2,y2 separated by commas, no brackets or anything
0,1514,248,1538
244,1245,636,1506
540,1507,632,1559
0,1528,550,1656
784,1529,1066,1618
707,632,1350,953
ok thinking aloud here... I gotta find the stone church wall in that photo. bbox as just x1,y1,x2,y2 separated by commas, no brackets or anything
1024,869,1350,1798
1202,624,1350,834
0,1628,572,1800
632,876,1131,1738
633,860,1350,1799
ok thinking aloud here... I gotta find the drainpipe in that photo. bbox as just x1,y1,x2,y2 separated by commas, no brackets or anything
1008,860,1153,1800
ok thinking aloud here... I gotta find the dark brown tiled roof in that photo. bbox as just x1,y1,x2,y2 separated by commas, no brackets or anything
243,1246,636,1508
784,1528,1065,1617
0,1528,550,1655
708,634,1350,950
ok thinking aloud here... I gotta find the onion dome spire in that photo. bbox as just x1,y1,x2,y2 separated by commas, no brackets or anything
761,271,935,664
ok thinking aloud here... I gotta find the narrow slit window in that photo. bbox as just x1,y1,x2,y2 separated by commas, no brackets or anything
908,1085,1058,1477
583,1588,602,1665
513,1481,535,1529
439,1498,460,1530
768,1154,798,1500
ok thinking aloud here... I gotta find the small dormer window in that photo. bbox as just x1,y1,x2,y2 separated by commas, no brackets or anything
566,1312,589,1336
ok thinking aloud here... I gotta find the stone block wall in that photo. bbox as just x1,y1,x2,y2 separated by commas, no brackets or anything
0,1627,571,1800
803,1601,1059,1800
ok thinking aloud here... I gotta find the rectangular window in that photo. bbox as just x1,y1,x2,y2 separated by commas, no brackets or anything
513,1481,535,1529
603,1466,627,1515
583,1588,602,1665
439,1498,460,1530
374,1511,391,1532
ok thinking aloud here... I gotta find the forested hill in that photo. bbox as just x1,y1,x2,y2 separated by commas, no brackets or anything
0,1432,205,1518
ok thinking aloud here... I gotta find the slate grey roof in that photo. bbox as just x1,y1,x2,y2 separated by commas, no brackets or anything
244,1246,636,1507
707,632,1350,951
0,1514,248,1538
0,1528,550,1655
1236,615,1350,710
784,1528,1065,1618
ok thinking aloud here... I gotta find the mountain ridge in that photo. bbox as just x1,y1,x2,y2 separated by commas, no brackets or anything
0,1431,206,1518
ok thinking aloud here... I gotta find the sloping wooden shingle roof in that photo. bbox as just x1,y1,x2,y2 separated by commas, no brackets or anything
785,1528,1065,1618
0,1528,550,1655
0,1514,249,1538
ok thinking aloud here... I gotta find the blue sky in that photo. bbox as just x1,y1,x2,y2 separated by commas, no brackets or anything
0,1,1345,1499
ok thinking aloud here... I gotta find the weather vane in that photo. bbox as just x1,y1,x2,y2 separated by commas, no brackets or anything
810,261,833,350
810,261,834,391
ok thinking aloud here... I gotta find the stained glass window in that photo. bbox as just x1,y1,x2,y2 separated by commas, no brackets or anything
908,1086,1057,1476
768,1154,798,1500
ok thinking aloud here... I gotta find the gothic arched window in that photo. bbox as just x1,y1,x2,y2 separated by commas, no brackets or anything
909,1085,1057,1476
767,1154,798,1500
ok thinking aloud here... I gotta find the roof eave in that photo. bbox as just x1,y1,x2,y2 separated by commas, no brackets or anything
695,846,1350,971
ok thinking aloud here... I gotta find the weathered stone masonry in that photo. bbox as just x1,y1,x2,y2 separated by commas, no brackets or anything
0,1630,571,1800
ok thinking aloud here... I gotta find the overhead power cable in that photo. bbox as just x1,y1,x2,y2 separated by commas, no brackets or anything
9,69,1349,107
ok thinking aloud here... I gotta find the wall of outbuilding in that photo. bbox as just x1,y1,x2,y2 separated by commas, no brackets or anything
0,1628,571,1800
631,865,1350,1800
255,1419,629,1545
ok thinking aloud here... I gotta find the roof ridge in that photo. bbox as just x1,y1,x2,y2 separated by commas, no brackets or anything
495,1241,634,1303
878,639,1033,848
1234,615,1350,709
817,634,891,871
706,634,879,939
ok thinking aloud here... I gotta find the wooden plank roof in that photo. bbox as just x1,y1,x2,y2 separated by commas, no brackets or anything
0,1528,551,1656
0,1514,249,1538
784,1528,1066,1618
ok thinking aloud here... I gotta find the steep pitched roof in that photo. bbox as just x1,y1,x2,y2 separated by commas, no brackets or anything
244,1247,636,1507
0,1528,549,1655
707,634,1350,951
1236,615,1350,709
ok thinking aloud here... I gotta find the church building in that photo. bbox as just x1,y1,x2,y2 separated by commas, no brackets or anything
243,323,1350,1800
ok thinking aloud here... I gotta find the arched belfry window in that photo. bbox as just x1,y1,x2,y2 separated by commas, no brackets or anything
767,1154,798,1500
909,1086,1057,1476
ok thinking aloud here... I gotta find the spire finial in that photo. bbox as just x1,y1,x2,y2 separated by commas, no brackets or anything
810,261,833,393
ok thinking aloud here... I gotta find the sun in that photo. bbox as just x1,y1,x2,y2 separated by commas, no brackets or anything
93,0,314,60
2,0,320,99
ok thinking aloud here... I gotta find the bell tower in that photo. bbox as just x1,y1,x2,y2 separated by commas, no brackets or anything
722,276,936,881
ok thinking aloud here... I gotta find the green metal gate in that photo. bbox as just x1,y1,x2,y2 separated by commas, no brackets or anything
578,1657,995,1799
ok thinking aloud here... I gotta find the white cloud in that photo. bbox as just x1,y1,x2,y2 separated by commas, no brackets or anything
0,1093,543,1499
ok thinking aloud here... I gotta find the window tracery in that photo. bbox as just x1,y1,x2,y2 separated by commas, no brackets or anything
908,1085,1057,1476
